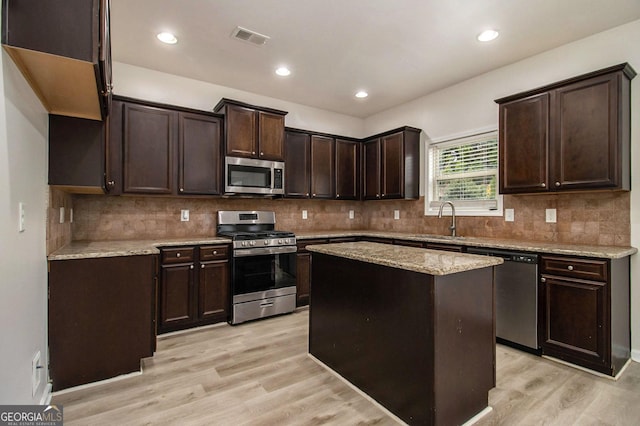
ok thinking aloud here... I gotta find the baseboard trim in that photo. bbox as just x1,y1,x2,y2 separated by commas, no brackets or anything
51,370,142,396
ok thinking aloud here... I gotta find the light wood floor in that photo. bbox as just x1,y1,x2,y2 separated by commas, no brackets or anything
53,308,640,425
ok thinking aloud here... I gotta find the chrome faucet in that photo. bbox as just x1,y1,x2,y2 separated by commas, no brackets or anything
437,201,456,237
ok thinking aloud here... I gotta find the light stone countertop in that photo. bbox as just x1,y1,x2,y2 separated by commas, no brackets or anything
48,237,232,260
296,231,637,259
307,241,504,276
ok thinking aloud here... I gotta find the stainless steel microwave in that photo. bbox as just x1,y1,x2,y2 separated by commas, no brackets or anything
224,156,285,195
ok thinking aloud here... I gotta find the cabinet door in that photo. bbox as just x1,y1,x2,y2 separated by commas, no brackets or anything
499,93,550,194
160,263,196,330
380,132,404,199
363,139,381,199
284,131,311,197
123,103,176,194
179,113,222,195
551,73,620,190
258,111,285,160
335,139,360,200
199,261,229,323
540,275,607,369
296,252,311,307
310,135,335,198
225,104,257,157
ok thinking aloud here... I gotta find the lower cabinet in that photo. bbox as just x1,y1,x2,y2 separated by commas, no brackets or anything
159,245,229,333
540,255,630,376
48,255,157,391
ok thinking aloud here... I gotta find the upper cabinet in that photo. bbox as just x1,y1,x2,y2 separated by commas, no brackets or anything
362,127,421,200
335,139,360,200
310,135,335,199
214,98,287,161
2,0,112,120
496,63,635,195
49,96,223,195
284,131,311,198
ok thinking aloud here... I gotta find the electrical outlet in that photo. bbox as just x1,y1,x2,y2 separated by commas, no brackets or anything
394,210,400,220
302,210,308,220
505,208,514,222
59,207,65,224
181,209,189,222
32,351,41,397
349,210,354,220
545,208,557,223
18,202,25,232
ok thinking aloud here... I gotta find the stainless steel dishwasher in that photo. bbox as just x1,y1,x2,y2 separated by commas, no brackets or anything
467,247,539,351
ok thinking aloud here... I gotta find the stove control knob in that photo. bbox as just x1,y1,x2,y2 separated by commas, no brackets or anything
241,241,247,247
278,239,283,244
264,240,269,246
250,241,256,246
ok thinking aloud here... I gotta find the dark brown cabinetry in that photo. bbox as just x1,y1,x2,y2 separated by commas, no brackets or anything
48,254,156,390
159,245,229,333
214,98,287,161
2,0,112,120
335,139,360,200
310,135,335,199
48,114,118,193
284,131,311,197
497,63,635,194
540,255,630,376
179,113,223,195
362,127,420,200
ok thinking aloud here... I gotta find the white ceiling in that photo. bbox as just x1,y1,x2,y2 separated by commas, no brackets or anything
111,0,640,118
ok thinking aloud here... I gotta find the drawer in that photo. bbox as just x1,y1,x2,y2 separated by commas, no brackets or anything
394,239,424,248
297,239,329,252
161,247,195,264
424,243,464,252
541,256,608,282
200,245,229,261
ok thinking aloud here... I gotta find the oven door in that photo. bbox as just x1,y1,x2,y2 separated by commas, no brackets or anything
231,251,297,303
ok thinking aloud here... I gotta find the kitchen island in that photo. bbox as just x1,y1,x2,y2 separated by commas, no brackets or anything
307,242,503,425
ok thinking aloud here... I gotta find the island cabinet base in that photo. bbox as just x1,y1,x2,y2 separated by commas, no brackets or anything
309,253,495,426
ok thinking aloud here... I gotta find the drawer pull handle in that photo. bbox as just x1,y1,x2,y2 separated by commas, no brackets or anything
176,253,181,258
260,302,274,308
567,265,574,271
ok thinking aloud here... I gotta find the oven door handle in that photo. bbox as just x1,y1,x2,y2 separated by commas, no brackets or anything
233,246,298,257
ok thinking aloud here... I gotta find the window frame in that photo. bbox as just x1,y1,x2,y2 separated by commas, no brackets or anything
425,129,503,217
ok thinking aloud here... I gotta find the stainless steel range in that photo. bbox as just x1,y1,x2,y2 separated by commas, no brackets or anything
217,211,297,325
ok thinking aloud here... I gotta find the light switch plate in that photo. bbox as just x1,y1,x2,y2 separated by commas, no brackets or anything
545,208,557,223
394,210,400,220
505,208,514,222
181,209,189,222
349,210,354,219
302,210,308,220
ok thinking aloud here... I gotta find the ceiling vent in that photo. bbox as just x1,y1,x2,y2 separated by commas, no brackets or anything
231,26,270,46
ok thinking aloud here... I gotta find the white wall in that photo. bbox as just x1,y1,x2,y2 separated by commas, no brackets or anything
113,62,366,139
0,40,50,403
364,19,640,360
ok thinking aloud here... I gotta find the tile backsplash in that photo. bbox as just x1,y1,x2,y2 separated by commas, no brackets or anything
64,191,630,248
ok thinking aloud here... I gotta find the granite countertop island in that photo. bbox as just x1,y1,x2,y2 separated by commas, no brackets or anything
307,241,503,275
308,241,501,425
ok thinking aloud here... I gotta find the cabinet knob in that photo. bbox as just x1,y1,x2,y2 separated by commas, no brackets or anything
541,277,546,283
555,182,561,187
201,264,205,269
306,193,309,196
252,151,256,155
179,188,184,192
541,183,546,188
176,253,181,258
336,194,340,198
313,193,316,197
567,265,574,271
260,152,264,156
213,250,218,255
106,180,115,190
190,265,194,270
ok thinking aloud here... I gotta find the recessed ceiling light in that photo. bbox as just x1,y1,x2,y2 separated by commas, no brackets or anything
157,32,178,44
275,67,291,76
477,29,499,42
355,91,368,98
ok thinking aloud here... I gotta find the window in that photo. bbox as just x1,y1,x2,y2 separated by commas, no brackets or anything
426,131,502,216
